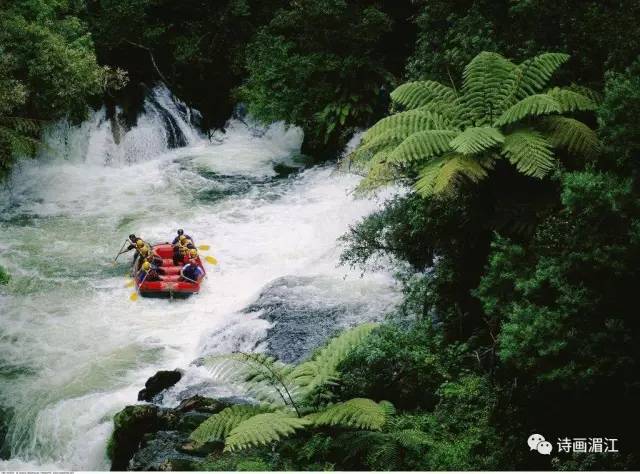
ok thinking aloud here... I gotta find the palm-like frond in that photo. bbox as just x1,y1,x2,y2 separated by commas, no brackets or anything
203,352,297,408
494,94,561,127
502,129,554,178
461,52,517,126
290,323,378,401
544,116,600,157
415,154,493,197
310,398,394,430
449,127,504,154
224,411,311,452
363,110,450,142
190,405,272,445
545,87,597,113
387,130,457,164
513,53,570,99
390,81,457,110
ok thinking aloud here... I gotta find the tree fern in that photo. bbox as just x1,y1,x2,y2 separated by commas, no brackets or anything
544,116,600,157
512,52,570,99
494,94,561,127
449,127,504,154
390,81,457,110
190,405,272,445
224,411,311,452
546,87,597,112
349,51,598,197
387,130,457,164
501,129,555,177
290,323,378,401
310,398,394,431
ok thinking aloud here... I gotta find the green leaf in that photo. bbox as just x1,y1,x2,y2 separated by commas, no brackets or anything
502,129,555,178
224,412,311,452
544,116,600,157
190,405,272,445
450,127,504,155
391,81,457,110
387,130,457,164
310,398,394,430
494,94,561,127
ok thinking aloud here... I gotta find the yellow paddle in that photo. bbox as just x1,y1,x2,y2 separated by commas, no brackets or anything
204,255,217,265
198,245,211,251
125,279,135,288
130,291,139,301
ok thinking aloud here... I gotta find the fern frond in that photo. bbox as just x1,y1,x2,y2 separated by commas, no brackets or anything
290,323,378,400
502,129,555,178
390,81,457,110
546,87,597,112
494,94,561,127
390,429,430,449
449,127,504,155
190,405,272,445
224,412,311,452
310,398,393,431
203,352,296,408
387,130,457,164
514,53,570,98
543,116,600,157
363,110,450,142
415,154,492,197
461,52,517,125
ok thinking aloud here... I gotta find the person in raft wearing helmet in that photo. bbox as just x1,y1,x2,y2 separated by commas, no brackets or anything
172,229,192,245
138,260,161,282
173,234,195,265
135,239,152,265
180,248,204,283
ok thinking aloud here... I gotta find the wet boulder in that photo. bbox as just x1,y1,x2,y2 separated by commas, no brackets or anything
108,405,165,470
138,370,183,402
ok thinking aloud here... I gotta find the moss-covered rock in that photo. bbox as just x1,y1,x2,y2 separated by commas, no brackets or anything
108,404,164,470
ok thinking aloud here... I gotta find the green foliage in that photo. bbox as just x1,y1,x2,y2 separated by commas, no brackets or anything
310,398,393,431
238,0,397,154
0,265,10,285
475,170,640,386
190,405,271,445
598,57,640,171
0,0,125,171
338,320,467,410
224,412,311,452
195,324,386,454
291,323,378,404
351,51,598,197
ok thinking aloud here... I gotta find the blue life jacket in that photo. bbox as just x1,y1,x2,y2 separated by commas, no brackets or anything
182,263,203,282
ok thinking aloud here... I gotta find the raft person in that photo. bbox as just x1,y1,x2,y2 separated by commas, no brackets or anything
135,239,152,266
138,260,161,282
180,250,204,282
172,234,194,265
172,229,192,245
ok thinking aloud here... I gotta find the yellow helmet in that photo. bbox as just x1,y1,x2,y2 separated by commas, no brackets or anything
189,248,198,257
142,261,151,271
179,235,187,243
136,239,144,248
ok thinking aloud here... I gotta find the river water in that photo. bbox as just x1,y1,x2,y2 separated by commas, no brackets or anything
0,86,399,470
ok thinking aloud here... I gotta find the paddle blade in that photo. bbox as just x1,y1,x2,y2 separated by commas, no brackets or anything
198,245,210,251
125,280,135,288
129,291,139,301
204,255,218,265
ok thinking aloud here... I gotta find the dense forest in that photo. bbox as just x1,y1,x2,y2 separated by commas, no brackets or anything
2,0,640,470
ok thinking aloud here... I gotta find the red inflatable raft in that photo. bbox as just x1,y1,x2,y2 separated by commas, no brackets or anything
133,243,205,298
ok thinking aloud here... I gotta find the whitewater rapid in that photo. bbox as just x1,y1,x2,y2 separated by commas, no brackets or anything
0,86,399,470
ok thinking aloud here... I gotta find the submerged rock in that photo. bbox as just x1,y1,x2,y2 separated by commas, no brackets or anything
138,370,183,402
